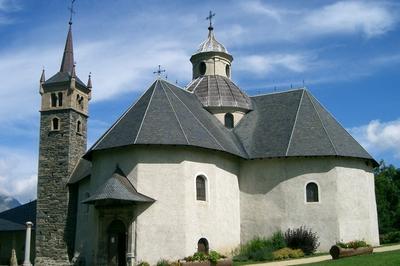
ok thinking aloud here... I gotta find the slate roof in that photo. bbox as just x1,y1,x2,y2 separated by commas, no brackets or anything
82,79,374,165
68,158,92,184
44,71,86,87
234,89,374,160
87,79,246,158
0,200,36,232
83,167,154,205
187,75,253,111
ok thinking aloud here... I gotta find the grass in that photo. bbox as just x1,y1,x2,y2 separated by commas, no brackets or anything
297,250,400,266
233,252,329,266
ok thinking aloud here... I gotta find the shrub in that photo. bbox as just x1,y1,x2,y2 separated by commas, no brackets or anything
272,247,304,260
192,252,208,261
336,240,370,249
271,231,286,250
208,251,221,264
184,251,225,263
380,231,400,244
284,226,320,255
156,259,170,266
137,261,150,266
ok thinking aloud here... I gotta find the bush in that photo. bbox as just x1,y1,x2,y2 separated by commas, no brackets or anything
272,247,304,260
271,231,286,250
208,251,221,264
137,262,150,266
336,240,370,249
157,259,170,266
284,226,320,255
380,231,400,244
184,251,225,263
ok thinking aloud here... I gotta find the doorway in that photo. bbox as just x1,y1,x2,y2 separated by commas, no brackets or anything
107,220,127,266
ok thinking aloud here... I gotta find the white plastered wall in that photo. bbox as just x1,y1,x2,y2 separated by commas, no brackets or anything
239,157,379,251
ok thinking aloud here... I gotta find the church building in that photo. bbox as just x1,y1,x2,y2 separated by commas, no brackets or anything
35,14,380,266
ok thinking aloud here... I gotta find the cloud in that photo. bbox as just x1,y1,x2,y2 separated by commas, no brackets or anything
303,1,397,37
239,1,282,22
0,147,37,203
237,52,312,75
349,119,400,159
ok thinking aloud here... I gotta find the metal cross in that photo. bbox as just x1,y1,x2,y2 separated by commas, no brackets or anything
206,10,215,29
68,0,76,25
153,65,166,77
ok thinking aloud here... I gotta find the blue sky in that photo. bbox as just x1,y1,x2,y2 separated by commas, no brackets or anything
0,0,399,203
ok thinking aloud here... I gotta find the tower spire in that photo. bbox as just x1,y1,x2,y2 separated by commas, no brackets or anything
60,23,74,74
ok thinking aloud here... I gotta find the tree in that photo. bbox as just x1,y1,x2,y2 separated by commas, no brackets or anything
374,161,400,234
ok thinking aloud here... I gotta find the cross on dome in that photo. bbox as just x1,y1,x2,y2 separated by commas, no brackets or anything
206,10,215,31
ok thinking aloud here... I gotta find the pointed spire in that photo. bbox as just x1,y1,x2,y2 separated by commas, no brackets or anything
39,68,45,95
60,24,74,74
71,63,76,78
87,73,92,89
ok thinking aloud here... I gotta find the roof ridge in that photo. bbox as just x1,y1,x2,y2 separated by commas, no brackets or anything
306,91,338,155
91,81,158,151
134,79,159,144
215,76,223,106
163,82,225,150
221,76,238,107
159,81,189,145
251,88,306,98
285,90,304,156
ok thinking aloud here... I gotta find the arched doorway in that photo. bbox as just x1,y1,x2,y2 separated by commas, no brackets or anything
107,220,127,266
197,238,209,254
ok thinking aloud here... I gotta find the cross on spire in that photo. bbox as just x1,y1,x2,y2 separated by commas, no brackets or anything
68,0,76,25
206,10,215,31
153,65,166,77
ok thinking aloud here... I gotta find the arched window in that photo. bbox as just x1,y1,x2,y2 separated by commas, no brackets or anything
196,175,206,201
77,120,81,133
58,92,63,106
306,182,319,202
197,238,209,254
225,65,230,78
199,62,206,75
52,117,60,131
224,113,234,128
51,93,57,107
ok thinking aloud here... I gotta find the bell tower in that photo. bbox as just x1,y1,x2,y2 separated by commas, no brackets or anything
35,20,92,266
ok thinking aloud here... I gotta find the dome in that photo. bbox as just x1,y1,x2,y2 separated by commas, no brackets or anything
187,75,252,111
196,28,228,54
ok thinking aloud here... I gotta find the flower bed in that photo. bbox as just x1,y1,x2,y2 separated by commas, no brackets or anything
330,241,373,259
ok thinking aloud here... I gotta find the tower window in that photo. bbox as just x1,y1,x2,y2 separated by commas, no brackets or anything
225,65,230,78
224,113,234,128
77,120,81,133
52,117,60,131
196,175,206,201
199,62,206,75
51,93,57,107
306,182,319,202
58,92,63,106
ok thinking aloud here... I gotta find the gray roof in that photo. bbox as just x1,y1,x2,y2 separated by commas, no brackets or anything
68,158,92,184
60,24,74,74
234,89,374,160
44,71,86,88
0,200,36,231
187,75,253,111
196,28,228,54
82,79,374,165
83,167,154,205
86,79,246,158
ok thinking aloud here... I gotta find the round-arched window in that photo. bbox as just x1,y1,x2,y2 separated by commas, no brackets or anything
306,182,319,202
225,65,230,78
196,175,206,201
199,62,206,75
224,113,234,128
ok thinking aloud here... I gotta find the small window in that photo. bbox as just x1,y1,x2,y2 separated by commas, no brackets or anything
51,93,57,107
225,65,230,78
52,117,60,131
199,62,206,75
306,182,319,202
224,113,234,128
196,175,206,201
197,238,209,254
77,121,81,133
58,92,63,106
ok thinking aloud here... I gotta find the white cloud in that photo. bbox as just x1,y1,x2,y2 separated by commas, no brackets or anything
0,147,37,203
349,119,400,159
237,53,311,75
303,1,396,37
240,1,282,22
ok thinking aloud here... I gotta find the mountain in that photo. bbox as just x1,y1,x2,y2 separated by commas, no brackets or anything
0,194,21,212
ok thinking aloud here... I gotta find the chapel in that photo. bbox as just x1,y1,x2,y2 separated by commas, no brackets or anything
34,14,380,266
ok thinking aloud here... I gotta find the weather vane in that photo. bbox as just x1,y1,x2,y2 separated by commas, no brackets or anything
206,10,215,30
153,65,166,77
68,0,76,25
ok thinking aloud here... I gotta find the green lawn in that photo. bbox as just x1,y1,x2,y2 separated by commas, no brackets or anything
297,250,400,266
